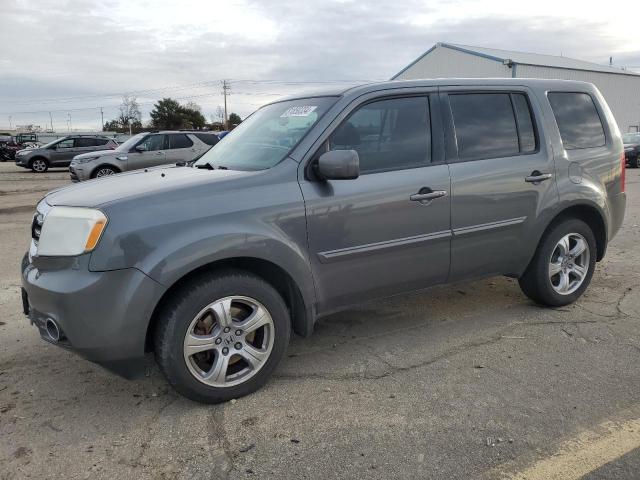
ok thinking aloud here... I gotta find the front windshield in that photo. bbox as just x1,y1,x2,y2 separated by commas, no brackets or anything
115,133,146,152
194,96,337,171
622,133,640,143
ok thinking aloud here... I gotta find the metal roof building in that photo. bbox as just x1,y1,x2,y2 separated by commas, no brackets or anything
392,43,640,132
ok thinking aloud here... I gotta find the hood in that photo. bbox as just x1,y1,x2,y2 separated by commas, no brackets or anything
45,165,255,208
73,149,118,160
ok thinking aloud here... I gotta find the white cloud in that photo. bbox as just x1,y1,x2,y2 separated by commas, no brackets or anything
0,0,638,129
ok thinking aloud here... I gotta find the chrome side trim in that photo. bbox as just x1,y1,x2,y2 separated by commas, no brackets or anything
317,230,451,263
452,216,527,236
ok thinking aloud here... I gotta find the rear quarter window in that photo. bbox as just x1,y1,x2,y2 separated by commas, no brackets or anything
194,133,219,146
547,92,606,149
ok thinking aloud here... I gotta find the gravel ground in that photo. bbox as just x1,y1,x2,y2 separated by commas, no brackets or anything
0,162,639,479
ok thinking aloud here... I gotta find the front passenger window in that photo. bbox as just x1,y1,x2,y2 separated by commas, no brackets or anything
137,135,164,151
329,96,431,174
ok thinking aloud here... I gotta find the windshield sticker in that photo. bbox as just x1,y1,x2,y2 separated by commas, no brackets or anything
280,106,317,117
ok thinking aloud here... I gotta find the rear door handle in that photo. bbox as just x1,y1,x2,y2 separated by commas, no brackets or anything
410,188,448,203
525,171,553,183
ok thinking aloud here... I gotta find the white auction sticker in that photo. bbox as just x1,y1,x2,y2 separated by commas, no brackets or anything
280,106,317,117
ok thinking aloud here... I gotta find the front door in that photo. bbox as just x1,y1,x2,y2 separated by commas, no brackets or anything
49,137,76,165
300,93,451,313
130,134,166,170
441,88,558,281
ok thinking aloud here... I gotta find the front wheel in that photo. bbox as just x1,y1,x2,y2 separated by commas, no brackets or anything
631,155,640,169
153,270,291,403
519,218,597,307
92,166,118,178
30,158,49,173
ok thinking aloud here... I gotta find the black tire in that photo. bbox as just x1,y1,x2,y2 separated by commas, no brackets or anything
30,158,49,173
153,269,291,403
91,165,118,178
631,155,640,169
519,218,597,307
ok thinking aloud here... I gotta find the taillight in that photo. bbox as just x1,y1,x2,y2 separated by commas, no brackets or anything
621,152,626,192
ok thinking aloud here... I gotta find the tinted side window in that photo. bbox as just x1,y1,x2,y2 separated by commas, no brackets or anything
95,138,109,146
547,92,605,149
512,94,537,152
449,93,519,160
166,134,193,149
329,96,431,173
56,138,74,148
75,138,97,147
194,133,219,146
137,134,164,151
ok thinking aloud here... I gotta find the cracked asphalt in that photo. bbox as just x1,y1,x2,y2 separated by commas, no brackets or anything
1,162,639,479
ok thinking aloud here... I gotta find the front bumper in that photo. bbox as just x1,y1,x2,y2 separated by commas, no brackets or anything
69,164,89,182
21,253,165,378
14,155,28,166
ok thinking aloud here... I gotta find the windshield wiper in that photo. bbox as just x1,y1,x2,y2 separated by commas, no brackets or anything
195,162,229,170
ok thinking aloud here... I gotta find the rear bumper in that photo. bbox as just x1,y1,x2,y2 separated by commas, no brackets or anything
21,254,165,378
608,192,626,242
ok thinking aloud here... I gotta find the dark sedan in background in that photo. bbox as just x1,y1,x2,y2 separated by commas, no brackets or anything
623,132,640,168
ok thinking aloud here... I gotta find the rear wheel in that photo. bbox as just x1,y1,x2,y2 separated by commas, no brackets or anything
153,270,290,403
519,218,596,307
30,158,49,173
631,155,640,168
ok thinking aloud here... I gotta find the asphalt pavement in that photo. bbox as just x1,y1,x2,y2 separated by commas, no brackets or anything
1,162,639,479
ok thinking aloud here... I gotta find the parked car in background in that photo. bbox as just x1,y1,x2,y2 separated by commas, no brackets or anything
217,130,230,139
15,135,117,172
21,79,625,403
623,132,640,168
69,131,219,181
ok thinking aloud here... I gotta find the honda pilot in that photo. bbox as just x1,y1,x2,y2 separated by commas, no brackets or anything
21,79,626,403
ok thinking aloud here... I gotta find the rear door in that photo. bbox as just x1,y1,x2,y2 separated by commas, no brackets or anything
164,133,197,163
441,88,558,280
73,137,99,155
300,91,451,312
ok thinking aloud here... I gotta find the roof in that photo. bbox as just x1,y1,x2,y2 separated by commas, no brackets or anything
392,42,640,79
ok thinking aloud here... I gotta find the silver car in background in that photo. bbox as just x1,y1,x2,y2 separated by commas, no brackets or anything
69,131,219,181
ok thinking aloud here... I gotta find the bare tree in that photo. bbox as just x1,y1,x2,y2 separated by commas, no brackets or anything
118,95,142,135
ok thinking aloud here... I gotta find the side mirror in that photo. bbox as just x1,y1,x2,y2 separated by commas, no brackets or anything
135,144,147,152
317,150,359,180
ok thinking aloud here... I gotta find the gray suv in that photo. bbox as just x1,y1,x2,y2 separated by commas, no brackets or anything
15,135,117,172
69,131,219,181
21,79,626,403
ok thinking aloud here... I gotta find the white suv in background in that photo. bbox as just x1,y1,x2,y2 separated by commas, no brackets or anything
69,131,220,181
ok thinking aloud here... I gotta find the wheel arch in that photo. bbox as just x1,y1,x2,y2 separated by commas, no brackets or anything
145,256,312,353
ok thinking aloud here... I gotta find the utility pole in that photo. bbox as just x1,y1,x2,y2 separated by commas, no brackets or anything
49,112,53,132
221,80,231,129
100,107,104,131
8,116,12,129
67,113,71,132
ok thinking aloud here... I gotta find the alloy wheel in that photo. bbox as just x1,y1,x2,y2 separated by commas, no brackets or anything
548,233,590,295
183,296,275,388
32,159,47,172
96,168,115,177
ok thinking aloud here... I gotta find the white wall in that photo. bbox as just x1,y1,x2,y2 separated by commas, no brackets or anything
516,65,640,133
395,45,512,80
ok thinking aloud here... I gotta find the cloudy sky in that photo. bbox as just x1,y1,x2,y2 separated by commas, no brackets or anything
1,0,639,130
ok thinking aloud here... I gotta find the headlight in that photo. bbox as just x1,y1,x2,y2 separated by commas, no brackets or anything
17,150,29,156
72,156,99,165
37,206,108,256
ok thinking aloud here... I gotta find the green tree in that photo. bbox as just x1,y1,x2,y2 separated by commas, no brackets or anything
150,98,184,129
150,98,206,129
228,112,242,126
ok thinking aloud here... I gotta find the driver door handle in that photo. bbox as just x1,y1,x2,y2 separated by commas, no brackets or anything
525,171,553,183
410,188,448,203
